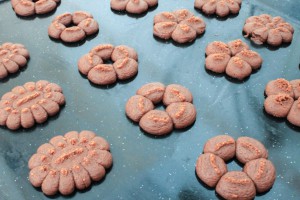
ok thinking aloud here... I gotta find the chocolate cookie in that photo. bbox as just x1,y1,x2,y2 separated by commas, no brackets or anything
205,39,263,80
153,9,206,44
48,11,99,43
0,42,30,79
125,83,196,136
110,0,158,15
264,78,300,127
243,158,276,193
203,135,235,161
0,81,65,130
243,14,294,46
11,0,60,17
28,131,112,196
194,0,242,17
236,137,268,164
196,153,227,187
196,135,275,199
216,171,256,200
78,44,138,85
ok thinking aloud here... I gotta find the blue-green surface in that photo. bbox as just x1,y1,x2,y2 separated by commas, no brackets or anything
0,0,299,199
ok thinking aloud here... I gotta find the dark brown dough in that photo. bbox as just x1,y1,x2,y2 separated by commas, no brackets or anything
28,131,112,196
163,84,193,106
136,82,165,104
78,44,139,85
265,78,294,98
125,95,154,122
0,42,30,79
153,9,206,44
0,81,64,130
264,94,294,118
166,102,196,129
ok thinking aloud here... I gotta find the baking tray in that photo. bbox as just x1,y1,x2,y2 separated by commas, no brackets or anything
0,0,300,199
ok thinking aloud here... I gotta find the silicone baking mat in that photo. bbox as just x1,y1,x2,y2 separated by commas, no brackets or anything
0,0,299,199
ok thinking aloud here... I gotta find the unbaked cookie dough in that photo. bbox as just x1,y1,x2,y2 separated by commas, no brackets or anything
78,44,138,85
110,0,158,14
11,0,60,16
205,39,263,80
0,80,65,130
48,11,99,43
243,14,294,46
126,82,196,136
196,135,276,199
194,0,242,17
0,42,30,79
28,130,112,196
264,78,300,126
153,9,206,44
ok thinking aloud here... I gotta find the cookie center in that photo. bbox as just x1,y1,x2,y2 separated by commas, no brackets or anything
51,145,88,170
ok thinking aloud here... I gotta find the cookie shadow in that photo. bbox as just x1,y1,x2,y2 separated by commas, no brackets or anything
48,31,99,47
194,9,240,21
262,108,286,123
224,73,250,84
153,35,197,48
286,120,300,132
172,121,196,134
139,126,173,139
118,72,138,85
205,67,225,79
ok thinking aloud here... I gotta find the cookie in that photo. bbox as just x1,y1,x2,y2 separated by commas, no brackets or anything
265,78,294,98
125,95,154,122
196,135,275,199
110,0,158,15
48,11,99,43
194,0,242,17
203,135,235,161
205,39,263,80
290,79,300,99
243,158,276,193
236,137,268,164
0,81,65,130
163,84,193,106
153,9,206,44
195,153,227,187
166,102,196,129
136,82,165,104
264,78,300,126
243,14,294,46
125,83,196,136
139,110,173,135
11,0,60,17
78,44,138,85
287,98,300,127
0,42,30,79
28,131,112,196
216,171,256,200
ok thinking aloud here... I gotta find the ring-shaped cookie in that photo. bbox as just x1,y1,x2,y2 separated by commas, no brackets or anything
196,135,276,199
78,44,138,85
126,82,197,136
48,11,99,43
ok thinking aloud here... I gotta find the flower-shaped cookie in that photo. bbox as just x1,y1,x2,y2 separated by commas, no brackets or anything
11,0,60,17
205,39,263,80
78,44,138,85
126,82,197,136
28,131,113,196
48,11,99,43
0,80,65,130
110,0,158,14
194,0,242,17
264,78,300,127
196,135,276,199
153,9,206,44
243,14,294,46
0,42,30,79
